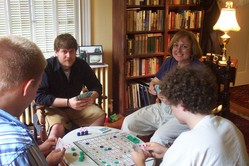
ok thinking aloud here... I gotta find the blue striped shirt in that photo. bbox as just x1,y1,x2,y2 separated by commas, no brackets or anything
0,109,48,166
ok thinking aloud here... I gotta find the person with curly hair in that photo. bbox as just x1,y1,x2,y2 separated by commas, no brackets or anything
122,30,203,146
132,66,249,166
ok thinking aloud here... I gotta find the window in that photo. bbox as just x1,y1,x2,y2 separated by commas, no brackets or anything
0,0,83,58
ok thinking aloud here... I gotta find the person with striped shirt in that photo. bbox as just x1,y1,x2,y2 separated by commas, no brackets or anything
0,36,65,166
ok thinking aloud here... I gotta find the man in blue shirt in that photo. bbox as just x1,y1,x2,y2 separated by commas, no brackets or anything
35,33,105,139
0,36,65,165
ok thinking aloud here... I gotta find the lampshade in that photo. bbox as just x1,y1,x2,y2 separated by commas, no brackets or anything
213,3,240,33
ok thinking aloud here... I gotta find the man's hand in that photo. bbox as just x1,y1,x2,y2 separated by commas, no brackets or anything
68,97,93,110
131,146,149,166
39,137,57,156
68,91,98,110
46,148,66,166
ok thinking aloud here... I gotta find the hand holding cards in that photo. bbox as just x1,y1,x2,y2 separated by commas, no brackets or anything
76,91,93,100
132,144,150,156
55,137,65,150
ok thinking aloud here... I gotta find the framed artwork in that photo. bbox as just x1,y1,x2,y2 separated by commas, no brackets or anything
78,45,104,65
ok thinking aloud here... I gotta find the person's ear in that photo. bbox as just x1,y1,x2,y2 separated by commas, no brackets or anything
181,106,187,112
54,50,58,56
179,102,186,112
23,79,35,96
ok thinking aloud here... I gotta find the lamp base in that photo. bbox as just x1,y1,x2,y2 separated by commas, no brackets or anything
222,55,226,61
220,33,231,62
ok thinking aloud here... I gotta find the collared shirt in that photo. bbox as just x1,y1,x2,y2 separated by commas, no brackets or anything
0,109,48,166
35,57,102,106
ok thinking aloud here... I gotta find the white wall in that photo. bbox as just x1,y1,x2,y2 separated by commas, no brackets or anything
227,3,249,86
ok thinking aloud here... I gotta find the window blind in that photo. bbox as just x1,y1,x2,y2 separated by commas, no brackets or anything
0,0,80,58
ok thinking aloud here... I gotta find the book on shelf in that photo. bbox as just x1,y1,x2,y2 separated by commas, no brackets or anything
168,10,202,30
127,0,163,6
127,33,163,56
127,84,133,109
169,0,200,5
127,81,157,109
125,57,160,77
139,84,146,106
126,9,164,32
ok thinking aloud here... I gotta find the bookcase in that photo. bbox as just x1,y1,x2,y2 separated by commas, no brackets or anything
113,0,204,116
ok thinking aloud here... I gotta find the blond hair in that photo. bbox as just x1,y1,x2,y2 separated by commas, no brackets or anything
0,36,46,92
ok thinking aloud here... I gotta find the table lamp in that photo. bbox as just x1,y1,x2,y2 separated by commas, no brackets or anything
213,1,240,61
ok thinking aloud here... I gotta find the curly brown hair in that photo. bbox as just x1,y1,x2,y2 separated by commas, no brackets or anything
159,66,218,114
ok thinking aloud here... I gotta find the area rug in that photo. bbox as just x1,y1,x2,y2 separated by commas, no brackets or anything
225,112,249,154
229,85,249,153
230,84,249,118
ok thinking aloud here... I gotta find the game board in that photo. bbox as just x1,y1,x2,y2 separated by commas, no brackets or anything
74,131,146,166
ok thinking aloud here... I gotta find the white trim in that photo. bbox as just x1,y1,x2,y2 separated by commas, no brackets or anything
80,0,91,45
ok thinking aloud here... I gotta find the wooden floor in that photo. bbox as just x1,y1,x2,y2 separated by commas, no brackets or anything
230,102,249,120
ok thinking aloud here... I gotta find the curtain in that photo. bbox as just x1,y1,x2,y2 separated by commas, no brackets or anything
200,0,222,55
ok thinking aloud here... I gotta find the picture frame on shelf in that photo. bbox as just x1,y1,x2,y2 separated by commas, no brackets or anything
78,45,104,65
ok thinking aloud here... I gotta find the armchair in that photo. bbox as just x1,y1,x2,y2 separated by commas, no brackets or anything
28,93,107,143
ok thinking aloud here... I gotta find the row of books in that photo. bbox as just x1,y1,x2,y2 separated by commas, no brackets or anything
126,57,160,77
168,10,202,30
169,0,200,5
127,82,157,109
127,33,164,55
126,9,164,32
127,0,164,6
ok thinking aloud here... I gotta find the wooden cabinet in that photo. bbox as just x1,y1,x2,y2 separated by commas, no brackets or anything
113,0,205,115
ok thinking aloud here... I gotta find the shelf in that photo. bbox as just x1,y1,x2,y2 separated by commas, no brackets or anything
113,0,205,115
168,4,202,10
127,5,165,9
126,53,165,59
126,74,155,80
126,30,164,35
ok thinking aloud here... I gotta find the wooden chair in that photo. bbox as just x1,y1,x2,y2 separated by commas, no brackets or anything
30,93,107,143
31,103,48,143
18,103,47,143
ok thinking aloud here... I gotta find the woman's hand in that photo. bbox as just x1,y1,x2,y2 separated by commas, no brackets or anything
149,77,160,95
